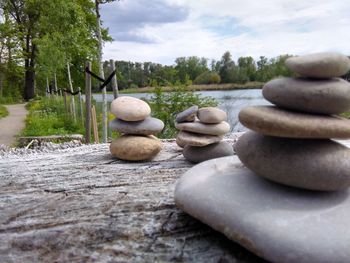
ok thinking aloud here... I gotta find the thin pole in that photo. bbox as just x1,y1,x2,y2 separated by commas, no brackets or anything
67,62,77,122
110,59,119,99
85,62,92,144
95,0,107,143
91,105,99,144
78,87,84,124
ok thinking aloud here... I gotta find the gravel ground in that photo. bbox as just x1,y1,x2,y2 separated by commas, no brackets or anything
0,132,245,157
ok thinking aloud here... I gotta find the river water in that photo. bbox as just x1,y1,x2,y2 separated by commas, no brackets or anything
93,89,271,132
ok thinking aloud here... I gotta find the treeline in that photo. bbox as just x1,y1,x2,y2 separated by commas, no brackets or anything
108,52,296,90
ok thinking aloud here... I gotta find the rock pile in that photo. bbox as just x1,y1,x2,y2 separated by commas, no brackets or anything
174,53,350,262
175,106,233,163
236,52,350,191
109,96,164,161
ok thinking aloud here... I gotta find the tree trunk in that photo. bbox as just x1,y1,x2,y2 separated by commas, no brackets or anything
24,67,35,101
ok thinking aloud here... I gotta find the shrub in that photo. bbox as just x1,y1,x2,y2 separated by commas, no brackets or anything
193,71,221,85
148,86,217,138
0,105,9,119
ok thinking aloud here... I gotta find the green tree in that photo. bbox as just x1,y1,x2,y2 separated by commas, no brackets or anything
237,56,256,81
218,51,236,83
193,71,221,84
0,0,102,100
175,56,208,84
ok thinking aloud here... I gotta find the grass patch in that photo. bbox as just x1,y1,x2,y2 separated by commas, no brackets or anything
0,105,9,119
22,97,85,137
116,82,264,94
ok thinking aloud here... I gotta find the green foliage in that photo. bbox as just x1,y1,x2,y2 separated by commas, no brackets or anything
193,71,221,84
175,56,208,84
0,105,8,119
22,97,84,136
148,86,217,139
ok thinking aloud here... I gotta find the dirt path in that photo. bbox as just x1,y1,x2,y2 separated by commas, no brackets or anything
0,104,27,146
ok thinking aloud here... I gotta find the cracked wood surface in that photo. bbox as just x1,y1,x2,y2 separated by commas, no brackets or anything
0,139,265,263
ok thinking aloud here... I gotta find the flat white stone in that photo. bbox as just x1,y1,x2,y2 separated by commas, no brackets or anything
175,156,350,263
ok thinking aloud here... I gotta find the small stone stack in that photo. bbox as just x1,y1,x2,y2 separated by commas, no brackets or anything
175,106,234,163
109,96,164,161
236,52,350,191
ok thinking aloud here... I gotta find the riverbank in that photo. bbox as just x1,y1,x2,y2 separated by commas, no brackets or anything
117,82,264,94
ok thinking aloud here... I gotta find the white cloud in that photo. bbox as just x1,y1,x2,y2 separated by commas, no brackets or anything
102,0,350,65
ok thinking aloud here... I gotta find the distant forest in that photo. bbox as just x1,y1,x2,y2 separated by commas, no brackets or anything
106,51,295,90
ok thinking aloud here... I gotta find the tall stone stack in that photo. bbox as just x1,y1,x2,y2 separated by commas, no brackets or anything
175,106,234,163
109,96,164,161
236,52,350,191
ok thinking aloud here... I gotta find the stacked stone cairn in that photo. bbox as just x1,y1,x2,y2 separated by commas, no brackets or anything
109,96,164,161
175,105,234,163
235,52,350,191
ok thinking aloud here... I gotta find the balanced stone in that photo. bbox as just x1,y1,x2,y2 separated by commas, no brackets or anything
239,105,350,138
110,135,162,161
110,96,151,121
176,105,198,123
235,131,350,191
183,141,234,163
263,77,350,115
176,131,223,147
285,52,350,78
175,121,230,136
175,156,350,263
176,137,186,148
109,117,164,135
197,107,227,124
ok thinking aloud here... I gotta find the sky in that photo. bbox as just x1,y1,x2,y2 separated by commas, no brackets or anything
100,0,350,65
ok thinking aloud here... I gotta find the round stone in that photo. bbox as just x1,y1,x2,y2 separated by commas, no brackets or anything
235,131,350,191
175,121,230,136
109,117,164,135
183,141,234,163
110,96,151,121
197,107,227,124
110,135,162,161
175,156,350,263
176,105,198,123
176,137,186,148
239,106,350,138
176,131,223,147
285,52,350,78
263,77,350,114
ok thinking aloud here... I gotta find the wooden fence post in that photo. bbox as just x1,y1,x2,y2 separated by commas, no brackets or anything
91,105,99,144
110,59,119,99
101,63,108,144
85,62,92,144
78,87,84,124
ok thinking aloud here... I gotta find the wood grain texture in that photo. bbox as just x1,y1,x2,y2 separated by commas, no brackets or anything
0,139,265,263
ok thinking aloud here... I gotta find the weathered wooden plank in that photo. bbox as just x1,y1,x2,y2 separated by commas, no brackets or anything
0,138,265,263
